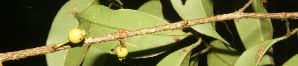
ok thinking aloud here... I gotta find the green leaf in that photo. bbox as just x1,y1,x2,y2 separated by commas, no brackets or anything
234,29,298,66
46,50,68,66
189,52,200,66
207,40,240,66
157,39,201,66
233,0,272,49
138,1,164,19
64,46,89,66
283,54,298,66
76,5,188,58
82,46,107,66
233,0,273,65
191,59,199,66
170,0,230,45
82,46,122,66
181,52,191,66
280,29,298,66
234,18,272,49
45,0,97,66
234,38,286,66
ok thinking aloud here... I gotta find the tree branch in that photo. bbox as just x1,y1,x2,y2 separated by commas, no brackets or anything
84,12,298,44
1,12,298,62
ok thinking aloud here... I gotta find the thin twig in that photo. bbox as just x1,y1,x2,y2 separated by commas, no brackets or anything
284,19,291,36
0,12,298,62
199,41,212,54
237,0,254,13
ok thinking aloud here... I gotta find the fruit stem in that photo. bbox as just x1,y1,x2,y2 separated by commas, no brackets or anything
56,40,70,47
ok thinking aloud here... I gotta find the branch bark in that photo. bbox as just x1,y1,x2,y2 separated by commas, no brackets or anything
1,12,298,62
84,12,298,44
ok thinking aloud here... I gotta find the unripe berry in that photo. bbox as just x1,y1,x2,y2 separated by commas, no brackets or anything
116,45,128,60
68,28,85,44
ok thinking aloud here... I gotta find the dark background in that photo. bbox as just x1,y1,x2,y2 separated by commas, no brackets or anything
0,0,298,66
1,0,67,66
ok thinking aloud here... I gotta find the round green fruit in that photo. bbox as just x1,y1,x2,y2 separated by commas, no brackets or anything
116,45,128,59
68,28,85,44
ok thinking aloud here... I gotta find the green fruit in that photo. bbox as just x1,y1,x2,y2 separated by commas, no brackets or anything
116,45,128,60
68,28,85,44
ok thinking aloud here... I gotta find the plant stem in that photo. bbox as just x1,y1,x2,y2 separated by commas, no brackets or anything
0,45,71,62
0,12,298,62
84,12,298,45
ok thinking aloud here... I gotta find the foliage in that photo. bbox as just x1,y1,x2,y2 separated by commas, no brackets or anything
45,0,298,66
